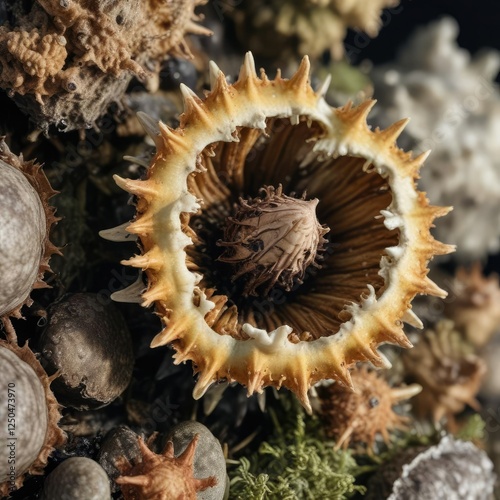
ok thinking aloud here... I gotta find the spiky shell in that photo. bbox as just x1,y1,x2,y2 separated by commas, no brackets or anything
116,435,216,500
106,52,453,411
317,365,421,449
0,340,65,496
0,140,59,332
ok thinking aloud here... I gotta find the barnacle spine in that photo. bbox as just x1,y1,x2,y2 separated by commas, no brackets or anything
106,53,454,411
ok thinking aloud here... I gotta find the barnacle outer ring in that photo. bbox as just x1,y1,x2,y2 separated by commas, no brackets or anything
110,53,454,410
0,140,60,324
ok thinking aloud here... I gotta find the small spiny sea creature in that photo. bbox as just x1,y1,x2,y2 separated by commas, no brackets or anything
317,365,421,449
116,435,217,500
445,264,500,347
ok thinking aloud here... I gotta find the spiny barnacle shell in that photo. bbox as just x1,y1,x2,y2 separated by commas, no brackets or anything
116,435,217,500
0,340,65,496
0,139,59,335
317,365,421,450
104,52,454,411
402,319,486,427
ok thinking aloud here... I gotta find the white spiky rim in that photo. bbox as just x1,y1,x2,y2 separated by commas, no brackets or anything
102,52,454,411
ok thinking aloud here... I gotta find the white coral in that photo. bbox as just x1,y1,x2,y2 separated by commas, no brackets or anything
370,17,500,261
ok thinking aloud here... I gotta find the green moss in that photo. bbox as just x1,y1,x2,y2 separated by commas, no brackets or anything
455,414,486,442
228,399,365,499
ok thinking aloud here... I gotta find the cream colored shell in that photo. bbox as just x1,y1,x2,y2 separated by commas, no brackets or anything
104,53,454,411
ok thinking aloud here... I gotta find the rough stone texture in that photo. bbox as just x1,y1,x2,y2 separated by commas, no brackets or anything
367,437,495,500
98,426,142,482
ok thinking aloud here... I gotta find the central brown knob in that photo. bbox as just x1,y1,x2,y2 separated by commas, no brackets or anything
218,185,330,297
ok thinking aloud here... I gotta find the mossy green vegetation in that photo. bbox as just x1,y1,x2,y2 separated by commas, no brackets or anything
228,399,366,499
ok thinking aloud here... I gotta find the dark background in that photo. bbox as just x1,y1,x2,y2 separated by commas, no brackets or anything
346,0,500,66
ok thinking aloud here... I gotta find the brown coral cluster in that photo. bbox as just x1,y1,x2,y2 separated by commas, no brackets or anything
317,365,421,449
116,435,216,500
0,0,211,131
445,265,500,347
402,319,486,427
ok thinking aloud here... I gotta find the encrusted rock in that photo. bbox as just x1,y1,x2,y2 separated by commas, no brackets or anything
366,436,495,500
0,0,211,132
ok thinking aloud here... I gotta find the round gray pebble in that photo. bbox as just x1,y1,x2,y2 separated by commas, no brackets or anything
42,457,111,500
163,421,227,500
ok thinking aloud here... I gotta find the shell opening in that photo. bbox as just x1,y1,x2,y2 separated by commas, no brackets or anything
185,117,399,342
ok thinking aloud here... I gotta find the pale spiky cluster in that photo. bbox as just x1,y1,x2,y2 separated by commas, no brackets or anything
230,0,399,60
103,52,453,411
116,435,216,500
371,17,500,260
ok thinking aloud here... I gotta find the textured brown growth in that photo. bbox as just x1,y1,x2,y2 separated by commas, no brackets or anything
317,365,421,450
0,340,66,496
402,320,486,428
0,0,211,131
116,435,216,500
105,53,454,411
445,264,500,347
218,185,329,297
